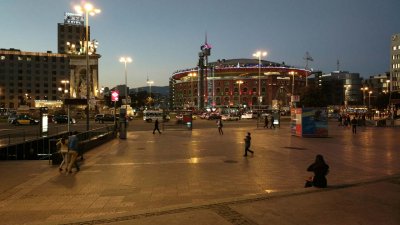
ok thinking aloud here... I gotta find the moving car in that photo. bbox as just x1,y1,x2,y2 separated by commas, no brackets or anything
52,115,76,124
11,115,39,125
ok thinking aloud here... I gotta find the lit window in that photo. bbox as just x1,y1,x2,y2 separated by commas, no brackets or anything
394,46,397,51
18,56,23,60
0,56,5,60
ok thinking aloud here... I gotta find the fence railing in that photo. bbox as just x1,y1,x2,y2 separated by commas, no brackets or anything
0,125,116,160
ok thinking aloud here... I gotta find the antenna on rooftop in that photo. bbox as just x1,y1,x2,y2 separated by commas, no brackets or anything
336,58,340,71
303,51,313,86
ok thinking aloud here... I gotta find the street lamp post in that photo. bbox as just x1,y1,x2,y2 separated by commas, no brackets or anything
253,51,267,109
75,3,101,131
61,80,69,98
361,87,368,106
236,80,243,106
188,73,197,108
368,91,373,108
386,80,390,93
119,57,132,109
147,80,154,107
289,71,295,96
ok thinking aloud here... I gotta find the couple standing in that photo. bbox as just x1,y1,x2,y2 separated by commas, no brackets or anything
58,131,80,173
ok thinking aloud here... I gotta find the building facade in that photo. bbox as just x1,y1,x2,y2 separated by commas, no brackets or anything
321,71,363,106
391,33,400,93
171,59,310,109
0,49,69,108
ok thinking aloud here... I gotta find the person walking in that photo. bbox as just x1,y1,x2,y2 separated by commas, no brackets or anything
67,131,80,173
217,118,223,135
243,132,254,156
269,115,275,129
307,154,329,188
58,136,69,172
351,116,358,134
153,119,162,134
263,115,269,128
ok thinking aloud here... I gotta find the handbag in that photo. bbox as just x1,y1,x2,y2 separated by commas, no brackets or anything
304,176,313,188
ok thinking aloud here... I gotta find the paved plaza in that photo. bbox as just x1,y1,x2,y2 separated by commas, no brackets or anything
0,120,399,225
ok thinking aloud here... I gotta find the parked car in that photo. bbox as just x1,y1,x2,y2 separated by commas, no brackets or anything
221,114,240,121
241,112,257,119
52,115,76,124
11,115,39,125
95,114,117,123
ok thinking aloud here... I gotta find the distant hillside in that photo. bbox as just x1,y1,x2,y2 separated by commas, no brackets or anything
131,86,169,95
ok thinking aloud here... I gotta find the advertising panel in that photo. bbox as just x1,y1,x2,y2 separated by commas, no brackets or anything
301,108,328,137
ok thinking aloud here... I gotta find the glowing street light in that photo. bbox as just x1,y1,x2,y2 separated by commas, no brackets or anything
119,57,132,109
75,2,101,131
360,86,368,106
147,80,154,107
236,80,243,106
188,73,197,107
253,51,267,107
289,71,296,96
368,91,373,108
386,80,390,93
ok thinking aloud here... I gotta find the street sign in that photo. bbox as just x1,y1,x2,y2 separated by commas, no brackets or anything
291,95,300,102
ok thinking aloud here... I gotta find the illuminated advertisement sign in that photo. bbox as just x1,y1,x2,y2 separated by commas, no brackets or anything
42,114,48,134
64,12,84,25
111,91,119,102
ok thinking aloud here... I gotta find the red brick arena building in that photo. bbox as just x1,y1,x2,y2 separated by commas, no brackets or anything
171,59,310,110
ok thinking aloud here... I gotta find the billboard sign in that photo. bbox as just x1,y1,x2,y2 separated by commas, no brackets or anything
64,12,84,25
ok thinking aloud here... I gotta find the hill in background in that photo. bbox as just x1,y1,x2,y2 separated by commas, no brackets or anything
131,86,169,95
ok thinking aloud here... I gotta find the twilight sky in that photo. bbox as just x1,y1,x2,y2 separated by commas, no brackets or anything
0,0,399,88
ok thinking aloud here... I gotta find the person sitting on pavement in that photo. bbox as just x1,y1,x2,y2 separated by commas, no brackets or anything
307,154,329,188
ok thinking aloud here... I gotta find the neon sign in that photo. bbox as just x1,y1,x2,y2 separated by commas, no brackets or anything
64,12,84,25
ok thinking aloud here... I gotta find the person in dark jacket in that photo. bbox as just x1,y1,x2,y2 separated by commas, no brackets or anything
153,119,162,134
351,117,358,134
307,154,329,188
243,132,254,156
